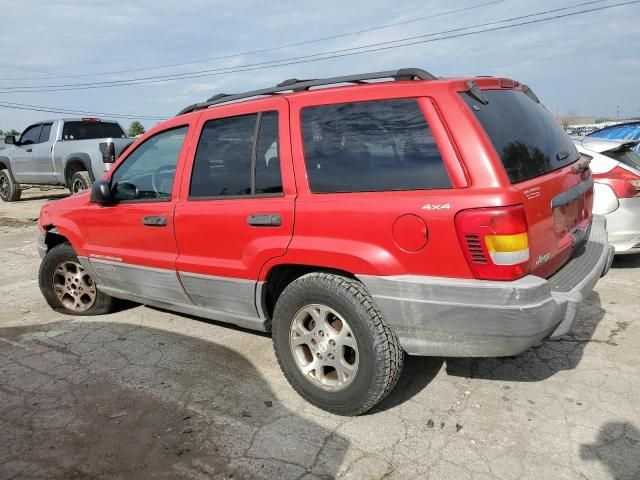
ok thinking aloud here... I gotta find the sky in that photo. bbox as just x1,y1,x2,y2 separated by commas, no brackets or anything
0,0,638,133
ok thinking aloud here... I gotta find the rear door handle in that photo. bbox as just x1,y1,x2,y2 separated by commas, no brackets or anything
26,148,32,153
142,215,167,227
247,214,282,227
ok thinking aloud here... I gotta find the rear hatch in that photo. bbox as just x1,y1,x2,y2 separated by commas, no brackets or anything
461,86,593,278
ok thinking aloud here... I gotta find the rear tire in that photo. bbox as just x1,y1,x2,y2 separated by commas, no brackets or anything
69,171,91,194
272,272,404,416
39,242,117,316
0,169,21,202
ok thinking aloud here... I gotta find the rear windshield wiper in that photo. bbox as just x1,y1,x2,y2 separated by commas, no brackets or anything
466,80,489,105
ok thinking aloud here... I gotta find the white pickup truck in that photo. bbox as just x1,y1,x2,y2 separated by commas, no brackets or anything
0,118,134,201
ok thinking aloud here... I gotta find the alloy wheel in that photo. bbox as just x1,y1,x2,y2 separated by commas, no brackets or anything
0,175,8,200
72,179,86,193
289,304,359,391
52,261,97,312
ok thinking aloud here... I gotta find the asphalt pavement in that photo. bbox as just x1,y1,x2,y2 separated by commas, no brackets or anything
1,189,638,479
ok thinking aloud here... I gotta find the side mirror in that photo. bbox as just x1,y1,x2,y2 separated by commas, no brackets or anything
4,135,15,145
89,179,113,205
112,181,138,201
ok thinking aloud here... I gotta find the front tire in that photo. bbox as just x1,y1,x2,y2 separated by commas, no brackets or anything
39,242,116,315
69,171,91,194
0,169,21,202
272,272,404,416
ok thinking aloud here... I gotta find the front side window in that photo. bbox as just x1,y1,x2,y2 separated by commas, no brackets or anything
189,111,282,198
20,124,42,145
300,99,451,193
110,126,187,201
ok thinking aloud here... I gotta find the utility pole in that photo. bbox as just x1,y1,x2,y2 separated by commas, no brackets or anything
616,104,620,121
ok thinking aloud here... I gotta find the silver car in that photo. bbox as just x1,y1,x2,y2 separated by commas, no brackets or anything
573,136,640,254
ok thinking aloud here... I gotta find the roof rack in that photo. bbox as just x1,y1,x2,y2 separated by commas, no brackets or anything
177,68,436,116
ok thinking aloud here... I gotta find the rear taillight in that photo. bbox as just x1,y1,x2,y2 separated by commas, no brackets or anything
593,166,640,198
99,141,116,163
455,205,530,281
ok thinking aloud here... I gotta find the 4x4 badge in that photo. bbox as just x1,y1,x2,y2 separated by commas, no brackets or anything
421,203,451,211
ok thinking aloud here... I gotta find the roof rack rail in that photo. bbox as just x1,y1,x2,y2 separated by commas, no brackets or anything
177,67,436,116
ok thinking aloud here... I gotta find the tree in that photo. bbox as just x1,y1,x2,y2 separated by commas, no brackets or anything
8,129,19,136
127,121,145,137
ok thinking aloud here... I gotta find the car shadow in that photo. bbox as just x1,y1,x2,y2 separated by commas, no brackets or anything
146,305,443,415
18,189,69,202
370,356,443,414
445,291,607,382
0,320,348,479
611,253,640,269
580,421,640,479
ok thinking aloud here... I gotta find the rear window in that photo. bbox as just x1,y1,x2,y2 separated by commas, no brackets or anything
300,99,451,193
603,147,640,171
62,121,126,141
461,89,579,183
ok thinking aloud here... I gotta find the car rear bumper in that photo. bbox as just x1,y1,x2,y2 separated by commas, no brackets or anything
357,215,614,357
605,196,640,254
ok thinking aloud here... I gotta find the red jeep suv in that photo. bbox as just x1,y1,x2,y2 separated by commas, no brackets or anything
37,68,614,415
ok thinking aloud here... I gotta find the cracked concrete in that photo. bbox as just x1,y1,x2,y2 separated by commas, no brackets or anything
1,191,639,479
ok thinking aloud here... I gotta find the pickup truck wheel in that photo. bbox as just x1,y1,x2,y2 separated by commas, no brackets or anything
39,242,116,316
272,272,404,416
0,169,21,202
70,171,91,193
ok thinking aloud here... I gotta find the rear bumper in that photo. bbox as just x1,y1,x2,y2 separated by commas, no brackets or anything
605,196,640,254
357,215,614,357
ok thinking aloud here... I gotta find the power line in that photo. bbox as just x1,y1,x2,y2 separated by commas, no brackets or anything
0,63,66,80
0,100,167,120
0,0,505,81
0,0,635,94
0,0,609,91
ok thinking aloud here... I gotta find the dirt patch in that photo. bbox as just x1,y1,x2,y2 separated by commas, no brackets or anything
0,216,36,228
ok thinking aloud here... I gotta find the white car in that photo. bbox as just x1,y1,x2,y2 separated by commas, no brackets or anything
573,136,640,254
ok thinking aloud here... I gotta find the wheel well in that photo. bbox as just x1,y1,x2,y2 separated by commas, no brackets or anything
0,161,8,172
44,230,69,252
64,159,87,187
262,264,356,321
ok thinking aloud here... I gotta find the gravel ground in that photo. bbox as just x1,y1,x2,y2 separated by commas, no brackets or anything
0,190,639,480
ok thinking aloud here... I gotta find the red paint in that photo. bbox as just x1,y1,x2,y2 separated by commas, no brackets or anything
38,75,592,283
392,215,428,252
593,166,640,198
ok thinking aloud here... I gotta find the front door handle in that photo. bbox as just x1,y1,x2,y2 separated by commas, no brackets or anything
142,215,167,227
26,148,33,153
247,214,282,227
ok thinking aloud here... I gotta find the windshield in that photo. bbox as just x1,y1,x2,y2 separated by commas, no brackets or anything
461,89,579,183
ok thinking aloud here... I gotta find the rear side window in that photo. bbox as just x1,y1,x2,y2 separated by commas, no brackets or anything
461,89,579,183
62,121,126,140
300,99,451,193
189,111,282,198
39,123,52,143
